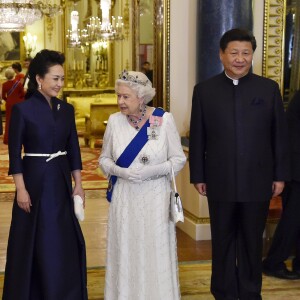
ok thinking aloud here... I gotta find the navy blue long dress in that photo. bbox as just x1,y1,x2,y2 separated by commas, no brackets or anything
2,91,88,300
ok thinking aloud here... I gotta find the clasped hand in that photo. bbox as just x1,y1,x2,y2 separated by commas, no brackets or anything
117,165,160,183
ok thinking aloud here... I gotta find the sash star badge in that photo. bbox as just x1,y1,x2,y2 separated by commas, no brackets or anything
139,153,150,165
147,127,160,140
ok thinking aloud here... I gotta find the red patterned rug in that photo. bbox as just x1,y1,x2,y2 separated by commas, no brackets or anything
0,136,108,193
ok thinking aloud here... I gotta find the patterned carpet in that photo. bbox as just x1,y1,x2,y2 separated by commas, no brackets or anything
1,262,300,299
0,136,108,193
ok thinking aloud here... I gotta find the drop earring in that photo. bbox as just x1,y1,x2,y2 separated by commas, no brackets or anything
38,83,42,90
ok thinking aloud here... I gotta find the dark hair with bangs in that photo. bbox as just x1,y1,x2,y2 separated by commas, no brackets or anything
12,62,22,72
220,28,257,52
26,49,65,99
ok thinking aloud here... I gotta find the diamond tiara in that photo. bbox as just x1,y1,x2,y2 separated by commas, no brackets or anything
119,70,149,86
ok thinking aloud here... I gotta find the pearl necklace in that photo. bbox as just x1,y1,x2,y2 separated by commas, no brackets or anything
127,106,147,130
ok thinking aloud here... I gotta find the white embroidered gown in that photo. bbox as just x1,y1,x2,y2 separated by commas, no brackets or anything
99,111,186,300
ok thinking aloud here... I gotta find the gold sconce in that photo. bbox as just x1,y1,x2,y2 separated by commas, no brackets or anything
23,33,37,58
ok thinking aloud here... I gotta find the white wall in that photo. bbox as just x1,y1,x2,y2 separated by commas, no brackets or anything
170,0,265,136
170,0,197,136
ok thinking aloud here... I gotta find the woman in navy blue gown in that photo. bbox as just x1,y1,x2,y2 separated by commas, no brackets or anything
2,50,88,300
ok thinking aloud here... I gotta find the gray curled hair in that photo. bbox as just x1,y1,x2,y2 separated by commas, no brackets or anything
115,70,156,104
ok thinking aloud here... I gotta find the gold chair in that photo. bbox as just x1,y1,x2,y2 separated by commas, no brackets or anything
84,103,119,148
67,97,99,134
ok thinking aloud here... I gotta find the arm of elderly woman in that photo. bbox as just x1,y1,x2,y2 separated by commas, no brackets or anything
103,160,141,182
135,161,171,182
99,124,141,182
165,112,187,174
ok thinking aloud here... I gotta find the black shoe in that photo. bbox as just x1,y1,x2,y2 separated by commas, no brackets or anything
263,267,300,280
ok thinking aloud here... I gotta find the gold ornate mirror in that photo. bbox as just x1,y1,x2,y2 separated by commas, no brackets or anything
132,0,170,110
262,0,286,95
263,0,300,102
285,0,300,99
63,0,170,110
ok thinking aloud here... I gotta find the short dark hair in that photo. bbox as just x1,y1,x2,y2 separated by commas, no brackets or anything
220,28,257,52
12,62,22,72
26,49,65,99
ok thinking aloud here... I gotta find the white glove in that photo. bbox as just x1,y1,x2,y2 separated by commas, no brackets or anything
134,161,171,182
112,165,141,182
74,195,84,221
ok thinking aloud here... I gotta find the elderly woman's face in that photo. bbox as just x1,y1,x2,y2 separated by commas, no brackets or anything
116,84,144,116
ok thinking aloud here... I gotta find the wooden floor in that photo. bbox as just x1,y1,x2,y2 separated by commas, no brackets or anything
2,190,299,299
0,189,214,273
0,189,274,273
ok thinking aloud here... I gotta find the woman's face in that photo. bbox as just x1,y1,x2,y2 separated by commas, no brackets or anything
36,64,64,101
116,84,144,116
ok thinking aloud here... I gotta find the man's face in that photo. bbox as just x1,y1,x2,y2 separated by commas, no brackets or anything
143,63,150,71
219,41,253,79
24,60,30,68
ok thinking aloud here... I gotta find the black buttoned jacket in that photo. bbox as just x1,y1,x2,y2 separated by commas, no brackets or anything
189,72,290,202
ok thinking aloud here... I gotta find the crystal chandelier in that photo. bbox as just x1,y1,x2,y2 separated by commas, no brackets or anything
0,0,63,32
85,14,124,42
66,0,123,47
66,9,82,47
86,0,123,41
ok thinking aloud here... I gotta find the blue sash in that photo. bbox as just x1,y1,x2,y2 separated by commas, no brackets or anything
7,80,20,97
106,108,165,202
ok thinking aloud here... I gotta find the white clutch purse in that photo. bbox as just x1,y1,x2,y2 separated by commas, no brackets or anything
74,195,85,221
169,166,184,223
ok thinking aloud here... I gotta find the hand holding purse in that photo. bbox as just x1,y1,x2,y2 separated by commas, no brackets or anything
169,166,184,223
74,195,85,221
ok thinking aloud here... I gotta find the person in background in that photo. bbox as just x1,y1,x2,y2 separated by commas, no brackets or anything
12,62,25,85
141,61,153,83
2,49,88,300
99,70,186,299
23,57,32,91
1,67,25,144
141,61,154,106
262,90,300,280
189,28,290,299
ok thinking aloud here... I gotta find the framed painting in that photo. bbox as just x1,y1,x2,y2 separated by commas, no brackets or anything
0,32,25,67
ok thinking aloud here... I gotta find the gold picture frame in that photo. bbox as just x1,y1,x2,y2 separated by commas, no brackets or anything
0,32,25,70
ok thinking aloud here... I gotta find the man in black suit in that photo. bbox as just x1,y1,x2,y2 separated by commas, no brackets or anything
141,61,153,84
262,90,300,280
189,28,290,299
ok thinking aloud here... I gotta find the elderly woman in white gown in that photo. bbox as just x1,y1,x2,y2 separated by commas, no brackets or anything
99,70,186,299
